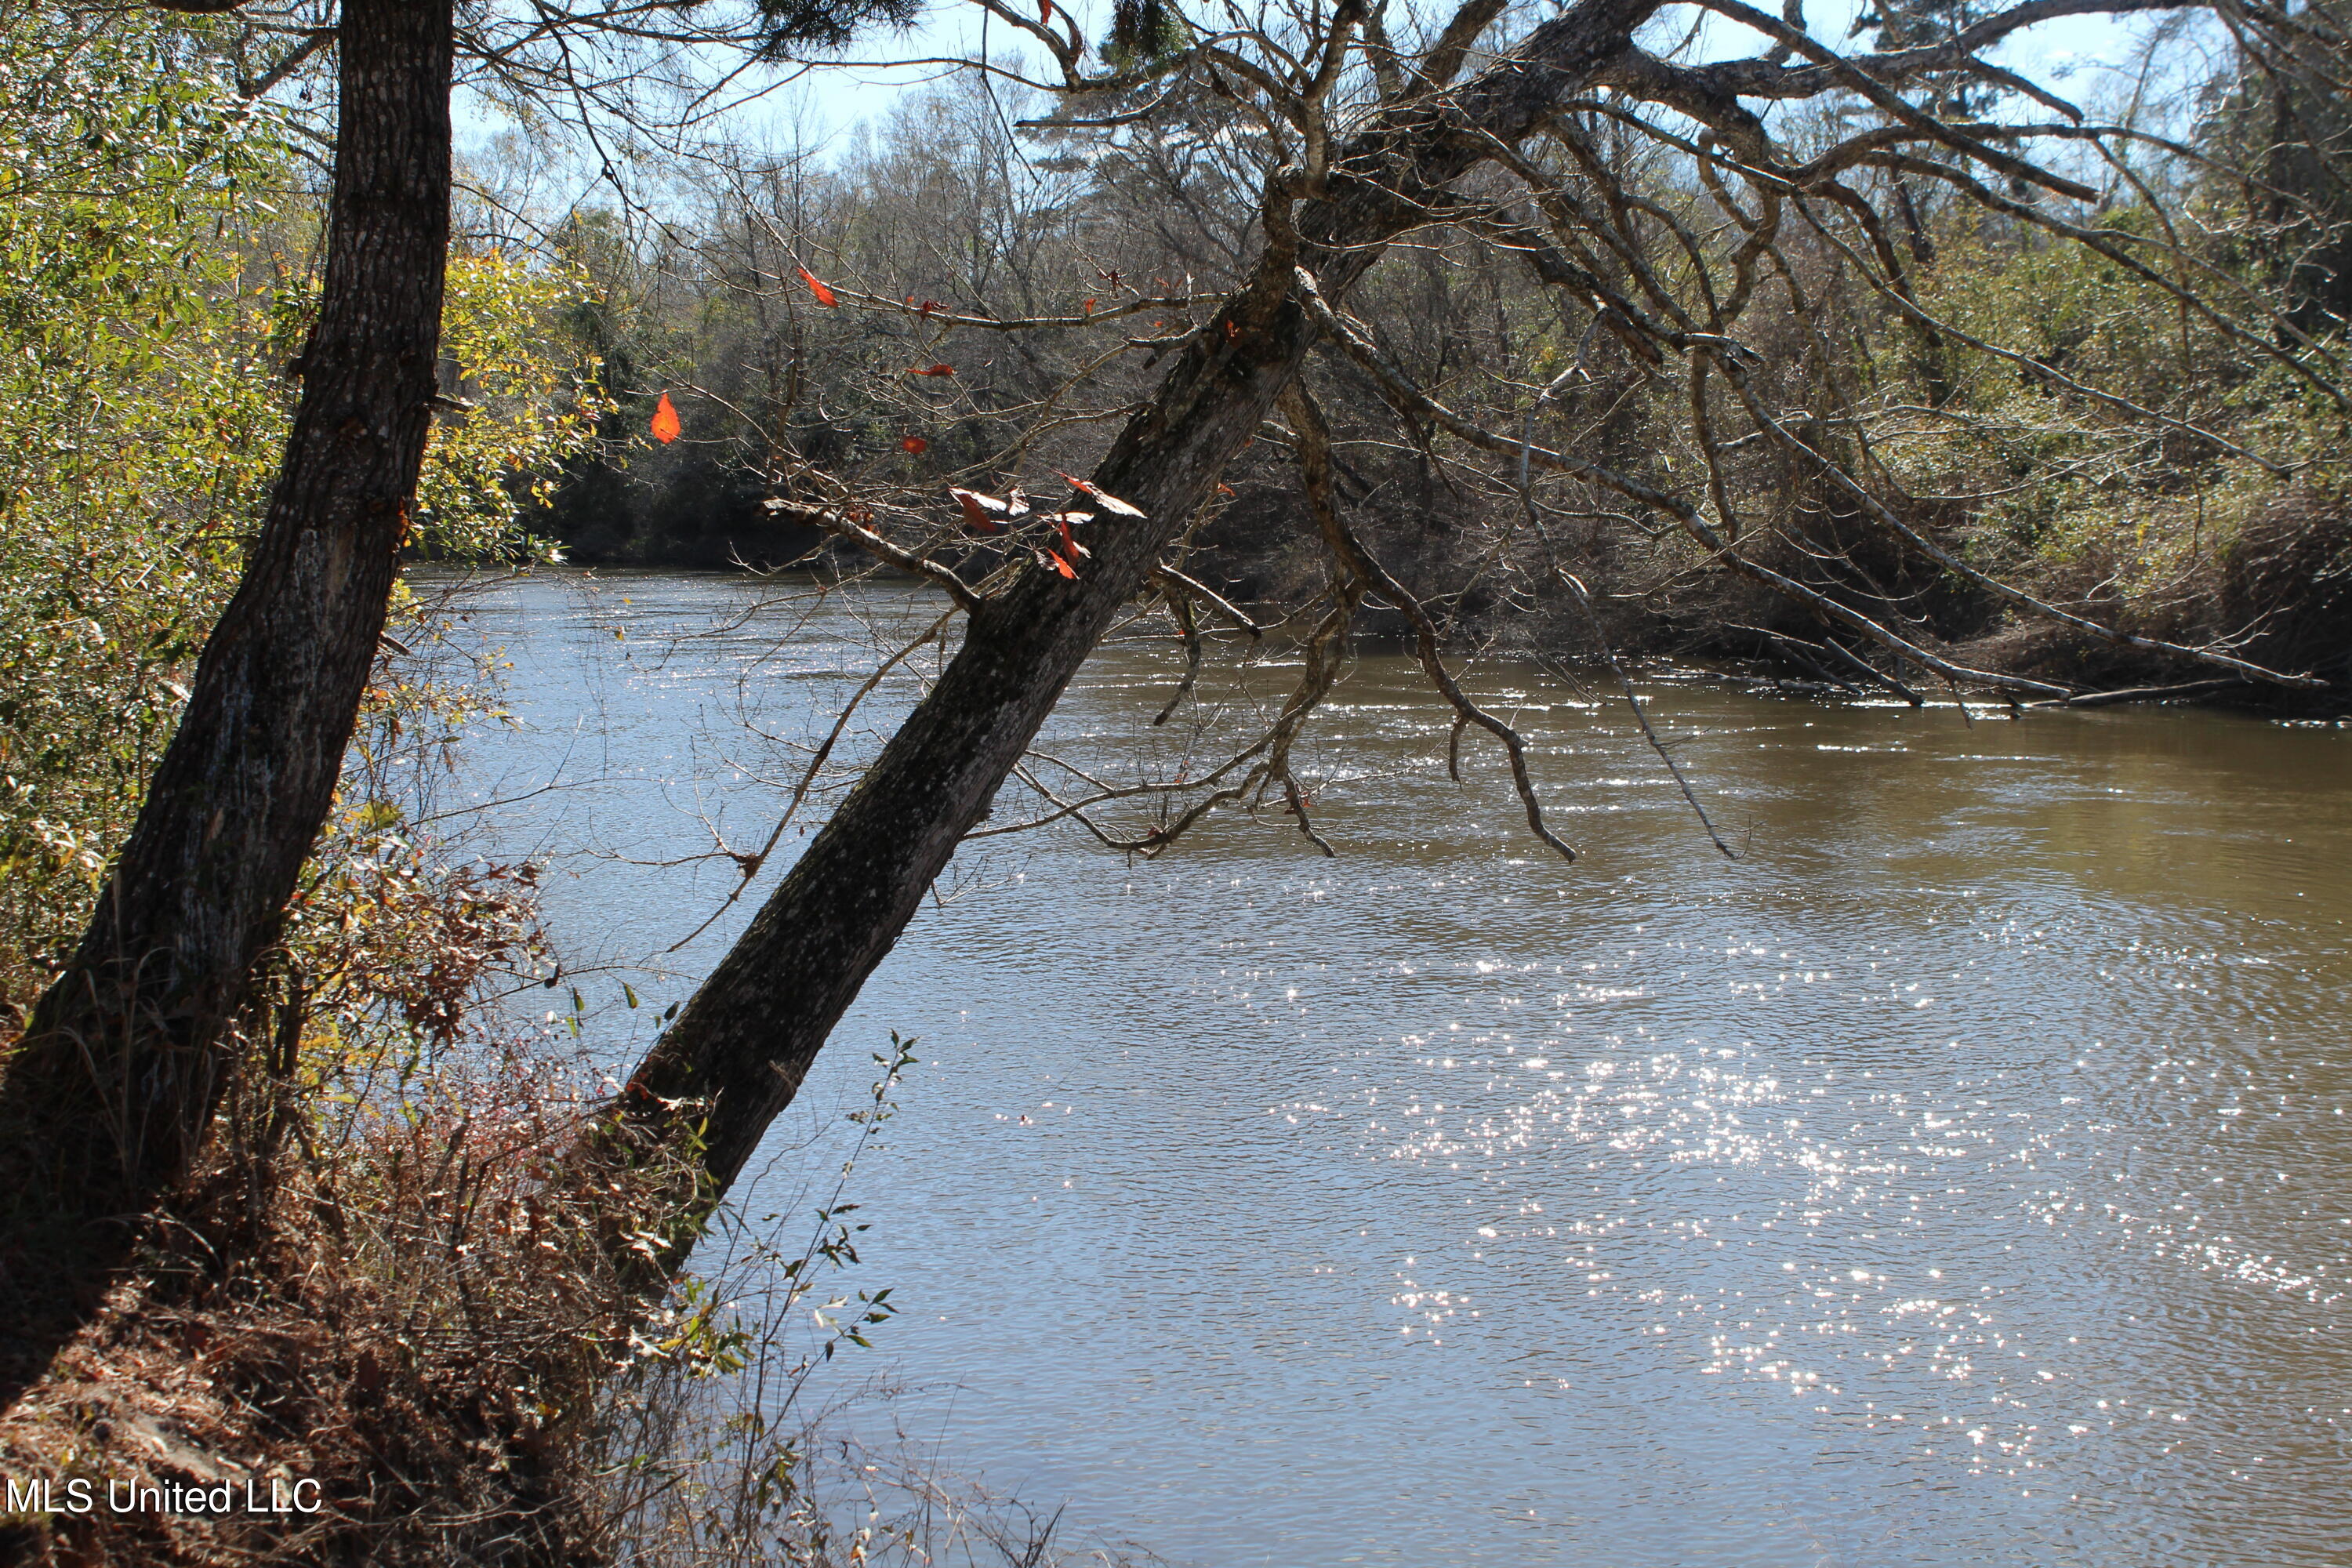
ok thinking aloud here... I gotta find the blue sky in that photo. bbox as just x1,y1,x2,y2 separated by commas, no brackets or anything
454,0,2214,195
769,0,2209,138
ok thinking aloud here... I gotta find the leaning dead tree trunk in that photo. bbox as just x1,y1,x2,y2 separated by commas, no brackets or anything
609,0,1666,1255
0,0,455,1230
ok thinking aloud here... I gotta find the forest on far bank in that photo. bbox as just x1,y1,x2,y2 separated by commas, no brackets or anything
530,40,2352,700
0,0,2348,1560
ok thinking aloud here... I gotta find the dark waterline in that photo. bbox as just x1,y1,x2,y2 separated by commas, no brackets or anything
430,568,2352,1567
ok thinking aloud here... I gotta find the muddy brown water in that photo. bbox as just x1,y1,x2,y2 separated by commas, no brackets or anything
435,569,2350,1567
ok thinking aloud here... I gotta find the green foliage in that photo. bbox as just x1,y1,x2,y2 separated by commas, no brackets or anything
0,9,275,1011
1105,0,1188,71
1896,209,2350,600
753,0,920,56
0,6,610,1014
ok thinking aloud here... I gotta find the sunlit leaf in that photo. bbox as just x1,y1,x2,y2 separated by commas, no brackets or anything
1054,470,1145,517
952,487,1023,532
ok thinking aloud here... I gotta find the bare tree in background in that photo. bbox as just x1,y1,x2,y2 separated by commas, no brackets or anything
593,0,2351,1285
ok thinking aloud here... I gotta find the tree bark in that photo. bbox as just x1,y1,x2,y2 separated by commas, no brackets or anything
1,0,455,1228
613,0,1662,1242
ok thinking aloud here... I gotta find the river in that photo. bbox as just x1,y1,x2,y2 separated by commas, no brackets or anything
426,568,2350,1567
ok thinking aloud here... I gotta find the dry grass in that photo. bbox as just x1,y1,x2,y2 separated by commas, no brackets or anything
0,1025,651,1567
0,1008,1145,1568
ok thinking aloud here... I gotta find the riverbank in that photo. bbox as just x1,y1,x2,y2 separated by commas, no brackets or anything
532,440,2352,714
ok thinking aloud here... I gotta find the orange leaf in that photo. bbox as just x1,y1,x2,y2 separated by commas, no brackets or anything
797,266,839,307
1057,516,1091,559
650,392,681,444
909,363,956,377
1217,482,1236,497
919,299,944,318
1082,297,1096,314
953,490,997,532
1048,550,1077,579
1054,470,1146,517
902,436,928,454
1222,318,1240,343
951,486,1025,532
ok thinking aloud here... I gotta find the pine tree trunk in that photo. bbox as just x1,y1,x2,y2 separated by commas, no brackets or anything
1,0,455,1229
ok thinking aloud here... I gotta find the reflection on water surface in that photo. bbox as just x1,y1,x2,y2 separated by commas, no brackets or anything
441,570,2350,1568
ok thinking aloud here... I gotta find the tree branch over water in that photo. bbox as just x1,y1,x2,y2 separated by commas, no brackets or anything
593,0,2349,1274
4,0,2349,1544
